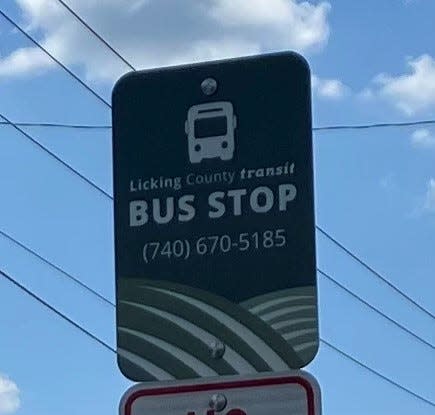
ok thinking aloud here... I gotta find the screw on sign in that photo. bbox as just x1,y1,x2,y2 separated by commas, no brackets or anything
119,372,321,415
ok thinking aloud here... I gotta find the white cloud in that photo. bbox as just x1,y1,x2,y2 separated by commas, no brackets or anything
209,0,331,51
374,54,435,115
210,0,303,25
0,374,20,415
411,128,435,149
357,87,375,100
0,46,54,77
0,0,331,82
312,74,348,99
423,178,435,213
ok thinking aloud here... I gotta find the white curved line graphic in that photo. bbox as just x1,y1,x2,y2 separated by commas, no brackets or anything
121,300,255,374
272,318,317,331
119,327,217,377
282,328,318,341
249,295,315,314
117,348,175,380
147,286,289,371
260,305,316,321
294,341,318,352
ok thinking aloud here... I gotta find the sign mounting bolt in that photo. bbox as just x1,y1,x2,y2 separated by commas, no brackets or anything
201,78,218,95
209,339,225,359
209,393,227,412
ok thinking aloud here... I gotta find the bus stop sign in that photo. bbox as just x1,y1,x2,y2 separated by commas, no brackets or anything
112,52,318,382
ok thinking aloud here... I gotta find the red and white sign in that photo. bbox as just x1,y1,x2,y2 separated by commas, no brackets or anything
120,371,321,415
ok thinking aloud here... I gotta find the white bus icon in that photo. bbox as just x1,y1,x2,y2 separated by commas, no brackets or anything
185,101,237,163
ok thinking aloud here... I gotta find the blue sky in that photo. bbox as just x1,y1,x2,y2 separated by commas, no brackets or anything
0,0,434,414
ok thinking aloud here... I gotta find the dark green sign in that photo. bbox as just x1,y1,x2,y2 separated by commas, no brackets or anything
112,52,318,382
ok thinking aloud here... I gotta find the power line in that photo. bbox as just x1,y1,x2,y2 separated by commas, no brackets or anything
321,338,435,408
0,3,434,131
3,6,435,135
2,221,431,352
318,268,435,350
1,2,433,405
0,121,111,129
54,0,136,71
317,226,435,321
0,228,115,308
3,114,433,326
0,9,431,323
0,8,111,108
0,113,111,199
2,265,433,407
4,214,432,352
2,113,433,326
313,119,435,131
2,118,435,131
0,268,115,354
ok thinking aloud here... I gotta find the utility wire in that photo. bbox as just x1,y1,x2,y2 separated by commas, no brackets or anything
4,7,435,136
2,2,434,405
318,269,434,350
0,113,111,199
4,218,432,350
0,228,115,308
313,119,435,131
320,339,435,408
54,0,136,71
1,119,434,131
2,112,433,324
2,222,431,351
2,1,435,134
1,196,432,351
0,268,115,354
0,9,111,108
317,226,435,321
1,7,432,322
1,265,434,407
2,209,433,355
0,121,111,129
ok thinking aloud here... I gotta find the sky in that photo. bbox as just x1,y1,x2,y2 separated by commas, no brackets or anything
0,0,434,414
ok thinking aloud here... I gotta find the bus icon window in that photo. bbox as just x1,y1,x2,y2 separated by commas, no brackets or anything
185,101,237,163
